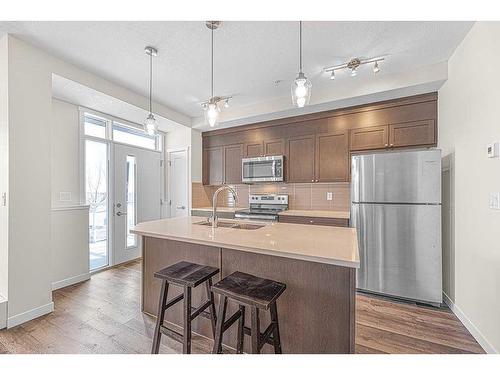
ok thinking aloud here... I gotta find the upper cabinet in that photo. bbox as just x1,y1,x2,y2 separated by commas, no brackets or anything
202,93,438,186
244,142,264,158
389,120,436,148
286,135,316,183
203,146,224,185
316,131,349,182
223,144,244,184
350,125,389,151
264,138,285,156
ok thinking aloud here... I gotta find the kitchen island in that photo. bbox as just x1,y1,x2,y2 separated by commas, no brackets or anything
132,216,359,354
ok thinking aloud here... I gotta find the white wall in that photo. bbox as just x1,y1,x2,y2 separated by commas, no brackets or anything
51,207,90,290
1,34,190,327
439,22,500,353
0,35,9,301
51,99,81,207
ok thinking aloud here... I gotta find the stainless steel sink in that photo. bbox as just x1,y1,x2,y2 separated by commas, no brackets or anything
194,220,265,230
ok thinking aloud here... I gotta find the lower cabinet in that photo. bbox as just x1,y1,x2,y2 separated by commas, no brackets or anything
278,215,349,227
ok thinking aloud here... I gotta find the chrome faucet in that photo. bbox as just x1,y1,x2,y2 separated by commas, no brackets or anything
211,185,237,229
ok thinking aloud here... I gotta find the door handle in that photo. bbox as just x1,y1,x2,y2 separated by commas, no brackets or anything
116,211,127,216
176,205,186,210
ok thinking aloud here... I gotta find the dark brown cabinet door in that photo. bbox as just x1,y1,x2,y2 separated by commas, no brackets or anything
264,138,285,156
286,135,315,183
389,120,436,148
244,142,264,157
203,146,223,185
223,144,244,184
316,131,349,182
350,126,389,151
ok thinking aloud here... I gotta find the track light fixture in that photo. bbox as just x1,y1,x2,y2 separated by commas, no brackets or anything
324,56,385,80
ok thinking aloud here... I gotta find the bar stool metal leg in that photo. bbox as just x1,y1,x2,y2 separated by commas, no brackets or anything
152,280,169,354
212,296,228,354
205,279,217,337
183,285,192,354
236,305,246,354
270,301,282,354
250,306,260,354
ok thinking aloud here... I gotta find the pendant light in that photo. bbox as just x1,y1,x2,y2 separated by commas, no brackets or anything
291,21,312,108
144,46,158,136
202,21,231,127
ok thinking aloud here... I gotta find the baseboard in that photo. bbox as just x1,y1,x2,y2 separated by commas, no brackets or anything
443,292,497,354
7,301,54,329
0,296,7,329
52,272,91,291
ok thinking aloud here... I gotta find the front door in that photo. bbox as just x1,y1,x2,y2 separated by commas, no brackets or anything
113,144,161,265
168,149,189,217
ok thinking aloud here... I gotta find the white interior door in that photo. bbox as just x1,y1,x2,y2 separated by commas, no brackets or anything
114,144,161,265
168,150,189,218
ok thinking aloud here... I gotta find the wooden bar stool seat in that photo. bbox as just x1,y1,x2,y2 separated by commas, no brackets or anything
151,261,219,354
211,271,286,354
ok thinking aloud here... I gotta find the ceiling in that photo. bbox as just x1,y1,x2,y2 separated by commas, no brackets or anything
0,21,473,126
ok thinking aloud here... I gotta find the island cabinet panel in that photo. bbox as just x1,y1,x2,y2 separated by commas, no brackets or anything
315,131,349,182
264,138,285,156
203,146,224,185
142,238,221,339
389,119,436,148
349,125,389,151
220,248,356,354
223,144,244,184
286,135,316,183
244,141,264,157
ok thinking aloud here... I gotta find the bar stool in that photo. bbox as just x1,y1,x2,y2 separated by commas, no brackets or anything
211,271,286,354
151,261,219,354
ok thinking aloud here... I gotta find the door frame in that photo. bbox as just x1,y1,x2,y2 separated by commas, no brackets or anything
79,108,165,272
166,146,190,218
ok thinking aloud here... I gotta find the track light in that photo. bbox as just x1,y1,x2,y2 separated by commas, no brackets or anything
350,67,357,77
373,61,380,74
330,70,335,80
324,56,385,80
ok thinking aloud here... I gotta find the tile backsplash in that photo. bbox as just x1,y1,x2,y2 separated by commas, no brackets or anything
192,182,350,212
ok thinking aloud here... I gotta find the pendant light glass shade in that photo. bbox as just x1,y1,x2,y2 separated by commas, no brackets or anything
205,101,220,127
291,72,312,108
144,113,158,135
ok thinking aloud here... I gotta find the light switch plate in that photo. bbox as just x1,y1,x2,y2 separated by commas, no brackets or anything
326,192,333,201
487,142,499,158
489,192,500,209
59,191,72,202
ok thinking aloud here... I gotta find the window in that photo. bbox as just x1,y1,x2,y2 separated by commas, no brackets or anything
126,155,137,248
84,114,107,138
113,122,157,150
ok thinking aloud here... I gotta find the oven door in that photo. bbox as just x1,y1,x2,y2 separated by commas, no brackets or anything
242,156,284,183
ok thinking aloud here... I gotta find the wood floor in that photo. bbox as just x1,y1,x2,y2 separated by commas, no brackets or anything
0,259,484,354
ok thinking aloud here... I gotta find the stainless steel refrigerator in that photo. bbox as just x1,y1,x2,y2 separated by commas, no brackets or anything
351,149,442,305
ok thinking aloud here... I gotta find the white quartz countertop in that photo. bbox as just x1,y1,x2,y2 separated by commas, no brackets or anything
278,210,350,219
132,216,359,268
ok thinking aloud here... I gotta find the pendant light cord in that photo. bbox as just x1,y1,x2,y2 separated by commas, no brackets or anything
149,51,153,115
211,26,214,99
299,21,303,73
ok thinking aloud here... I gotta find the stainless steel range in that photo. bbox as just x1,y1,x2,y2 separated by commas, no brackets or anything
235,194,288,221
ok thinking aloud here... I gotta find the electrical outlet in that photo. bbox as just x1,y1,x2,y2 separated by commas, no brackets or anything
489,192,500,209
59,192,72,202
326,192,333,201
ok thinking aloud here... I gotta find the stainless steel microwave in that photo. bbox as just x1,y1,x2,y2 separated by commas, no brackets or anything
241,155,284,183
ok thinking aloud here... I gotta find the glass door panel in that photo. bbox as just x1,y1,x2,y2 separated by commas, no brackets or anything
85,140,109,271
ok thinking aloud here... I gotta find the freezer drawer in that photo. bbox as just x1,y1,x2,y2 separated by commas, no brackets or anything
351,150,442,204
351,203,442,304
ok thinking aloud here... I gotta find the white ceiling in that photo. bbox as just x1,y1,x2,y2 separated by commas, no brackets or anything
0,21,473,127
